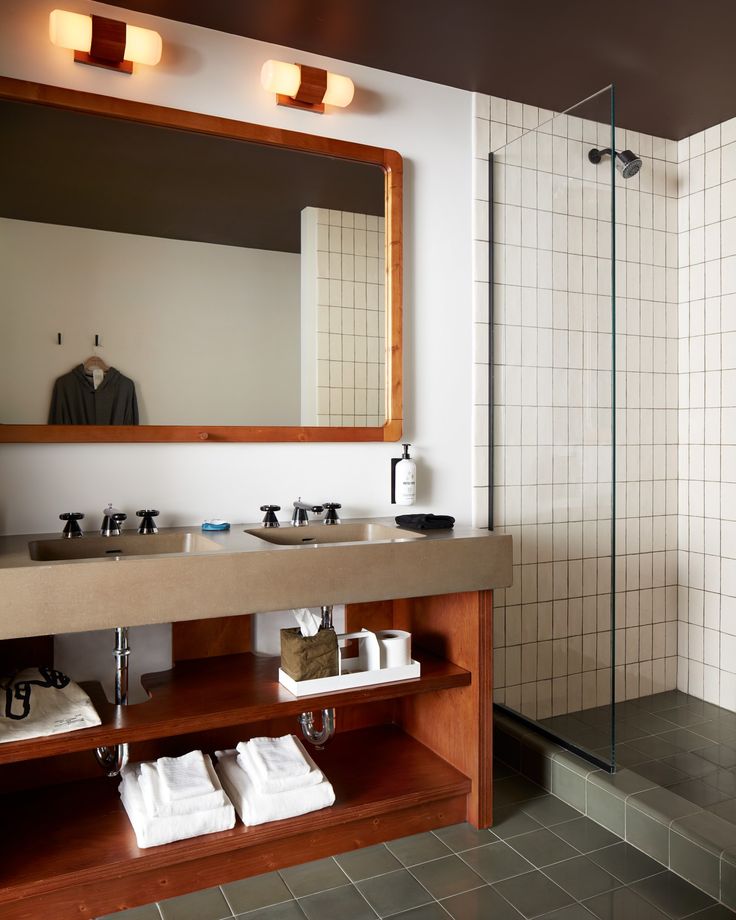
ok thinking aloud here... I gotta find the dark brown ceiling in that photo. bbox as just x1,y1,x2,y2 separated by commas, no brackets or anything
0,100,383,252
105,0,735,140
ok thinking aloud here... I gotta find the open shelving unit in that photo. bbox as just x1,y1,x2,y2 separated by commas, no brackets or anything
0,592,493,920
1,726,470,918
0,649,470,764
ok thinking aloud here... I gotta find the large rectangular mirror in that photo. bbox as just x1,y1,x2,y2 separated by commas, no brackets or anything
0,78,402,442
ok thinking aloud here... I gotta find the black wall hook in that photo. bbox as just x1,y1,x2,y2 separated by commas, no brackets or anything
95,334,100,347
57,333,62,345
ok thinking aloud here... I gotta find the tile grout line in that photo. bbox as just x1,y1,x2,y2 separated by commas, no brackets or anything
400,847,490,915
230,896,295,918
218,883,238,918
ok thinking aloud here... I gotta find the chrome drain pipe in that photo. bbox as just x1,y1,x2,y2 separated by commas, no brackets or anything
95,626,129,777
298,606,336,748
298,708,336,749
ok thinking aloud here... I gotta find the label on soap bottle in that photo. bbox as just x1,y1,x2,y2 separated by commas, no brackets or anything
395,458,416,505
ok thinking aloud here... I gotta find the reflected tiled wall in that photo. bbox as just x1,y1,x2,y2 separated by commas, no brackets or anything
677,119,736,712
301,206,386,427
472,94,680,719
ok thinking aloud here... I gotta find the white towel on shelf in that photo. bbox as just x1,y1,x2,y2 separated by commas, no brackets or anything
156,750,216,801
241,734,311,783
237,738,324,794
119,762,235,849
215,749,335,827
139,757,230,817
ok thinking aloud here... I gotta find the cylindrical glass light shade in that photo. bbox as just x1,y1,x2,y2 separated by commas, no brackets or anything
49,9,92,52
124,24,162,66
49,10,161,66
323,72,355,108
260,60,301,97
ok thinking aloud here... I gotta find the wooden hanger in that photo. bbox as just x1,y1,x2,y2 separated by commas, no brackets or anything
83,355,109,374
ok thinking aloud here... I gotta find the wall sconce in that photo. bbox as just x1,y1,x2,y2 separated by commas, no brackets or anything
49,9,162,73
260,60,354,113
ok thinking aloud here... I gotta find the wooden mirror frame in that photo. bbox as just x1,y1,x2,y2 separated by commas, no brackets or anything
0,76,402,443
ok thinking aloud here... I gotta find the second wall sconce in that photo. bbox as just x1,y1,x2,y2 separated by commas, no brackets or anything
49,9,162,73
260,60,354,113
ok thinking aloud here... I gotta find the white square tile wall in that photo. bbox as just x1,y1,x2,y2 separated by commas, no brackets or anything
301,207,386,427
677,116,736,712
472,93,680,719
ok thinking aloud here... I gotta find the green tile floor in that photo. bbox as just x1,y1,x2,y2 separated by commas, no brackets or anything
100,760,733,920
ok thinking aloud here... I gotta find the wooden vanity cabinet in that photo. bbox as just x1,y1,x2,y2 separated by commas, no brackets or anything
0,590,493,920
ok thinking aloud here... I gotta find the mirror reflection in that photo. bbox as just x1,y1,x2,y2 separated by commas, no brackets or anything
0,100,387,427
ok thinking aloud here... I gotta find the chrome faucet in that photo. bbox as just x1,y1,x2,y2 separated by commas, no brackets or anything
292,499,324,527
100,504,127,537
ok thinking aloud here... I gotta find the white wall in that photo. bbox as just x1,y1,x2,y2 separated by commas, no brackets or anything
0,0,474,535
0,219,301,425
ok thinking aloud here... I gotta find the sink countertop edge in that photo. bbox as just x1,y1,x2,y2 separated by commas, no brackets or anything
0,519,513,640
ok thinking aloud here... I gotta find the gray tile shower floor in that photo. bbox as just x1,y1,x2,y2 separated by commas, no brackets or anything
99,755,731,920
539,691,736,826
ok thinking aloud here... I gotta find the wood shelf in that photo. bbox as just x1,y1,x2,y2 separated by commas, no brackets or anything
0,725,471,918
0,651,470,765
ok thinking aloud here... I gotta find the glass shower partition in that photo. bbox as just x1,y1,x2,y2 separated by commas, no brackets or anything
490,87,617,769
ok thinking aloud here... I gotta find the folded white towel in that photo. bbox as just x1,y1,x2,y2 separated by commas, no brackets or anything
215,749,335,827
241,735,311,783
139,757,230,817
237,737,324,794
156,750,216,801
119,762,235,849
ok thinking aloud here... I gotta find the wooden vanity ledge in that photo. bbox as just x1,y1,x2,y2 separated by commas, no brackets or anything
0,649,470,764
0,519,512,640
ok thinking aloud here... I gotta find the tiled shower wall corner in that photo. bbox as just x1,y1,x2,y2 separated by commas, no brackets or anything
301,206,386,427
676,119,736,712
471,92,681,718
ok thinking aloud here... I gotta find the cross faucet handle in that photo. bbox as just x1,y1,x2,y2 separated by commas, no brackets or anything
60,512,84,538
136,510,159,535
260,505,281,528
323,502,342,525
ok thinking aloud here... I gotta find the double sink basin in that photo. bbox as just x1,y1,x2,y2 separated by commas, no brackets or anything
28,522,423,562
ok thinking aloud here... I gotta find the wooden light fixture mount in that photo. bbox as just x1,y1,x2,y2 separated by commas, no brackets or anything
75,15,132,73
278,65,327,114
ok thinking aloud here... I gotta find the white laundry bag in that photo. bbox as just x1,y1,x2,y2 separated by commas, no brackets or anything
0,667,101,742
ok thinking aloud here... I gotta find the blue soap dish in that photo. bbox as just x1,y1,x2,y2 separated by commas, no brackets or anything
202,520,230,532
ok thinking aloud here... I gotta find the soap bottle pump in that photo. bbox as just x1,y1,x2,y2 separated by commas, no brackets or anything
392,443,417,506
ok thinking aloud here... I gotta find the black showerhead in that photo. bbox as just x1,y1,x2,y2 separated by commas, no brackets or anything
617,149,643,179
588,147,642,179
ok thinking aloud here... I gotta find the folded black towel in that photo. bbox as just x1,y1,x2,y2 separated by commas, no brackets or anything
395,513,455,531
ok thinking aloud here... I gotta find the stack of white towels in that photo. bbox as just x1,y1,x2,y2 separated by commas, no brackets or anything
120,750,236,848
215,734,335,826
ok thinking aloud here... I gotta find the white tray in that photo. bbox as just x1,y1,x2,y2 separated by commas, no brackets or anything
278,657,421,697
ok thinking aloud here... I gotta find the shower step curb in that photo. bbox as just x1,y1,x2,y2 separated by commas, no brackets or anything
494,709,736,910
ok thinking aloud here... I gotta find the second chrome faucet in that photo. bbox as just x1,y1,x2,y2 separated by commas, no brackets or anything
60,506,160,537
260,500,342,528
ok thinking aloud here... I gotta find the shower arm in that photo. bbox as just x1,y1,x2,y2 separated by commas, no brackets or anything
588,147,613,163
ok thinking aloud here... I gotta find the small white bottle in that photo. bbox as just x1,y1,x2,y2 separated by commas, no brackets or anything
394,443,416,506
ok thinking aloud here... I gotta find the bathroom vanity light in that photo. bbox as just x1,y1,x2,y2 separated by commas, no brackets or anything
260,59,354,113
49,9,162,73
